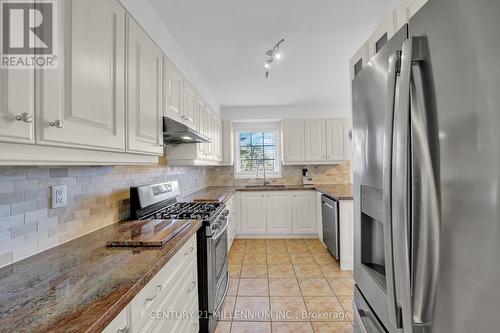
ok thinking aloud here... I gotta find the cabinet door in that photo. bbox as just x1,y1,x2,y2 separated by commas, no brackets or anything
0,3,34,143
222,120,233,164
102,306,129,333
0,69,34,144
164,57,183,123
282,120,305,162
241,192,266,234
326,119,345,161
182,79,196,129
195,96,206,158
126,16,163,155
304,120,326,161
339,200,354,270
204,107,213,160
344,119,353,161
292,192,316,234
266,192,292,234
38,0,125,151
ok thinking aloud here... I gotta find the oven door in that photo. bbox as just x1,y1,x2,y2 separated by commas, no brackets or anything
207,219,229,314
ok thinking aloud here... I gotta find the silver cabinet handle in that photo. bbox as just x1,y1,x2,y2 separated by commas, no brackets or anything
184,246,195,256
49,120,64,128
145,285,163,302
15,113,33,123
187,280,196,293
117,327,129,333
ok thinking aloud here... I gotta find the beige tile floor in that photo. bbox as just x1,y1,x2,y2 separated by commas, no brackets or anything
216,238,354,333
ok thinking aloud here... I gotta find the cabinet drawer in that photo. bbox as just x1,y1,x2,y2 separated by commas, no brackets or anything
139,256,198,333
130,235,196,330
102,305,129,333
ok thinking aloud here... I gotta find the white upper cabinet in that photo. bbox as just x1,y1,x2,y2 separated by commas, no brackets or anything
326,119,345,161
304,120,326,161
344,119,353,161
292,191,316,234
164,57,183,124
126,15,163,155
282,118,349,165
182,79,196,130
266,192,293,234
0,68,35,144
222,120,234,165
241,192,267,234
282,120,305,163
38,0,126,151
0,3,34,144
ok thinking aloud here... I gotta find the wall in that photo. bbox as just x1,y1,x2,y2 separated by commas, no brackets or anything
209,161,351,187
0,165,209,268
119,0,220,114
221,105,351,121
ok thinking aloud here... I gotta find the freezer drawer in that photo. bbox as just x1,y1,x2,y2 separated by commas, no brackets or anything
321,194,339,259
353,286,387,333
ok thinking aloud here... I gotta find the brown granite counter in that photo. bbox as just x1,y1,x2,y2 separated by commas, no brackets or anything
180,186,238,203
314,184,353,200
181,184,353,203
0,219,202,333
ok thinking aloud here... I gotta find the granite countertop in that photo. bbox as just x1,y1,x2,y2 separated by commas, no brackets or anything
0,219,202,333
182,184,353,203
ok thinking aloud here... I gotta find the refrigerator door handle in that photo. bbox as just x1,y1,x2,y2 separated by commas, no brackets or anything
392,37,414,333
409,38,441,327
383,50,402,329
395,36,440,330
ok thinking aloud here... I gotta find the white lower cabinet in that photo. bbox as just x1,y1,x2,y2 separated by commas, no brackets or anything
240,191,316,236
266,192,293,234
339,200,354,271
104,235,198,333
240,192,267,234
102,305,129,333
292,191,316,234
226,192,239,250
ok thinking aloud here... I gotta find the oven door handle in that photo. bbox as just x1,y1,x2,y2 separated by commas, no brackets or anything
211,220,229,242
213,269,230,315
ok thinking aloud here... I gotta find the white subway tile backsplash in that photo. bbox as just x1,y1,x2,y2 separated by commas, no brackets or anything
11,200,38,215
25,208,49,223
0,165,210,268
0,181,15,193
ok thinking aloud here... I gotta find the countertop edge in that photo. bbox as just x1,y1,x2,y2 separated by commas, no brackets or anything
184,185,353,202
86,220,202,333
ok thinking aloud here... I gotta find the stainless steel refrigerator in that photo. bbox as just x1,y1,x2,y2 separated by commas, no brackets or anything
352,0,500,332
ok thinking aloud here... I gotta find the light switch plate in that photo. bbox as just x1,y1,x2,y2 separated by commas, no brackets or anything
51,185,67,208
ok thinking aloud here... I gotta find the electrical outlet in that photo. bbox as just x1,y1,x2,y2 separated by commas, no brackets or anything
51,185,67,208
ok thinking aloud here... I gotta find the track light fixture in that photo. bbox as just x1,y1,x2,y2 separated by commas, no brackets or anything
264,38,285,79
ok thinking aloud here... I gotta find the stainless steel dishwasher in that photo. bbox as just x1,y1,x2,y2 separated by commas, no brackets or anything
321,194,339,259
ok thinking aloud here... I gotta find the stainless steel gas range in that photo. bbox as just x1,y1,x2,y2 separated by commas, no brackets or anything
130,181,229,333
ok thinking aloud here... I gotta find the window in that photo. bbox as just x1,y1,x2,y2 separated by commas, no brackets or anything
234,123,281,179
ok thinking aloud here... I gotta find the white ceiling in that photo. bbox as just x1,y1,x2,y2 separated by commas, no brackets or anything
149,0,398,107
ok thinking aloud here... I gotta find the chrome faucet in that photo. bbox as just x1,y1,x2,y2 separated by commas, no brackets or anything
256,160,269,186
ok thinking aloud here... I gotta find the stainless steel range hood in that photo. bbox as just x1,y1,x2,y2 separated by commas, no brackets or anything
163,117,210,144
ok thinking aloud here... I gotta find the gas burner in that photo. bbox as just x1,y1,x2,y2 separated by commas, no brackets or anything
154,202,222,220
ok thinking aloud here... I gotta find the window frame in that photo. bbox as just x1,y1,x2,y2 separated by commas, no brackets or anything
233,122,282,179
